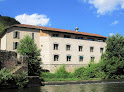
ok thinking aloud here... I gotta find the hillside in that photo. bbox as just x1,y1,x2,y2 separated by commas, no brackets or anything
0,15,20,35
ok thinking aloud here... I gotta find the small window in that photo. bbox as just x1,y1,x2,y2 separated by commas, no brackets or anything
98,39,104,42
79,46,83,51
90,47,94,52
54,55,59,61
13,31,20,39
79,56,83,62
30,33,34,39
100,48,104,53
76,37,83,40
67,56,71,61
91,57,95,62
54,44,58,50
13,42,19,50
66,45,71,51
53,34,59,37
87,38,94,41
64,35,71,38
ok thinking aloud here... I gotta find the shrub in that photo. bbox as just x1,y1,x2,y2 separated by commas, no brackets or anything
14,71,28,89
55,65,71,78
0,68,13,86
73,67,85,78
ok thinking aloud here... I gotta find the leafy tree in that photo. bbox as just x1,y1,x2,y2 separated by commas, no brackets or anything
0,15,20,35
17,35,41,76
102,33,124,79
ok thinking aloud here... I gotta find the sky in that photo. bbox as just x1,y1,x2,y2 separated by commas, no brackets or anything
0,0,124,37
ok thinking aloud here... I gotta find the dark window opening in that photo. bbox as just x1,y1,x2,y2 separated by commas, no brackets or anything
66,45,71,51
90,47,94,52
54,55,59,61
79,56,83,62
53,34,59,37
87,38,94,41
64,35,71,38
79,46,83,51
67,56,71,61
54,44,58,50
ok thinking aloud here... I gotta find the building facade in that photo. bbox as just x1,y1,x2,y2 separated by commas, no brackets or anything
0,24,106,73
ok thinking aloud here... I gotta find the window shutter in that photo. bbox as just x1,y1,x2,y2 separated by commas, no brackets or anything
17,42,19,47
13,42,15,50
17,32,20,39
13,32,16,38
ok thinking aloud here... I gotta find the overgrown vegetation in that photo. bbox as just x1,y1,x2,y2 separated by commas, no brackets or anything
17,35,42,76
0,15,20,35
40,33,124,81
0,68,28,89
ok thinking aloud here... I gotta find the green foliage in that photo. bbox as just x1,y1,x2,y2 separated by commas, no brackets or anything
14,71,28,89
0,15,20,35
102,33,124,79
0,68,28,89
73,67,85,78
17,35,41,76
0,68,13,85
55,65,71,78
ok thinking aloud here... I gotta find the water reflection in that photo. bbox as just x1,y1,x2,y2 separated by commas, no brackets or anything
1,82,124,92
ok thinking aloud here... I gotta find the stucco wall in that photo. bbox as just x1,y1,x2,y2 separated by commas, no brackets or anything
1,33,7,50
6,27,40,51
40,35,106,73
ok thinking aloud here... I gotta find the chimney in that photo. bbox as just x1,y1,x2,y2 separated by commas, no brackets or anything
75,27,79,32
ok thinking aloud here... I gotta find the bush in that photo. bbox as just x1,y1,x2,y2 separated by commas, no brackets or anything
0,68,28,89
14,71,28,89
73,67,85,78
0,68,13,86
55,65,71,78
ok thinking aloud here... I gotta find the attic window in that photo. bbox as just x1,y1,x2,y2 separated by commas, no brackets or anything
87,38,94,41
64,35,71,38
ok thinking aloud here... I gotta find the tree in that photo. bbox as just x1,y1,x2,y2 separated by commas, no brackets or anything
102,33,124,79
0,15,20,35
17,35,41,76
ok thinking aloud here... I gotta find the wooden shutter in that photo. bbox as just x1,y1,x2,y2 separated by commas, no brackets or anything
13,42,15,50
13,32,16,38
17,32,20,39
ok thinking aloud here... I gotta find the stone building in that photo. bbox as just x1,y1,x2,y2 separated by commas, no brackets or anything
0,24,106,73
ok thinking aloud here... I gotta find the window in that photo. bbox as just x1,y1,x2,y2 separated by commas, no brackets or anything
30,33,34,39
54,55,59,61
79,56,83,62
66,45,71,51
79,46,83,51
76,37,83,40
54,44,58,50
91,56,95,62
13,42,19,50
13,31,20,39
98,39,104,42
53,34,59,37
100,48,104,53
67,56,71,61
90,47,94,52
87,38,94,41
64,35,71,38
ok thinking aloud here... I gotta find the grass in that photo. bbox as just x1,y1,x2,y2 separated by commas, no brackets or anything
42,78,102,82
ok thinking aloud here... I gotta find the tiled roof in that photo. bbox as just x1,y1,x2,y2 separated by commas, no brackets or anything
5,24,107,38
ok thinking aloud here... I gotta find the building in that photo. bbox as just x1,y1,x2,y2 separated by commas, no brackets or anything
0,24,106,73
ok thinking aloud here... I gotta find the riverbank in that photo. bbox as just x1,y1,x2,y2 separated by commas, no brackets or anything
43,79,124,85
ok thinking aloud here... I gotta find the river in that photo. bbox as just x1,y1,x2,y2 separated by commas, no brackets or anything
1,82,124,92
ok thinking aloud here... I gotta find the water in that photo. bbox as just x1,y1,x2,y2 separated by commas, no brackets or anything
1,82,124,92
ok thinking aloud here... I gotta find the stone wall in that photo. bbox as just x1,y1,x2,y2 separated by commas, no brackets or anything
0,50,17,69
